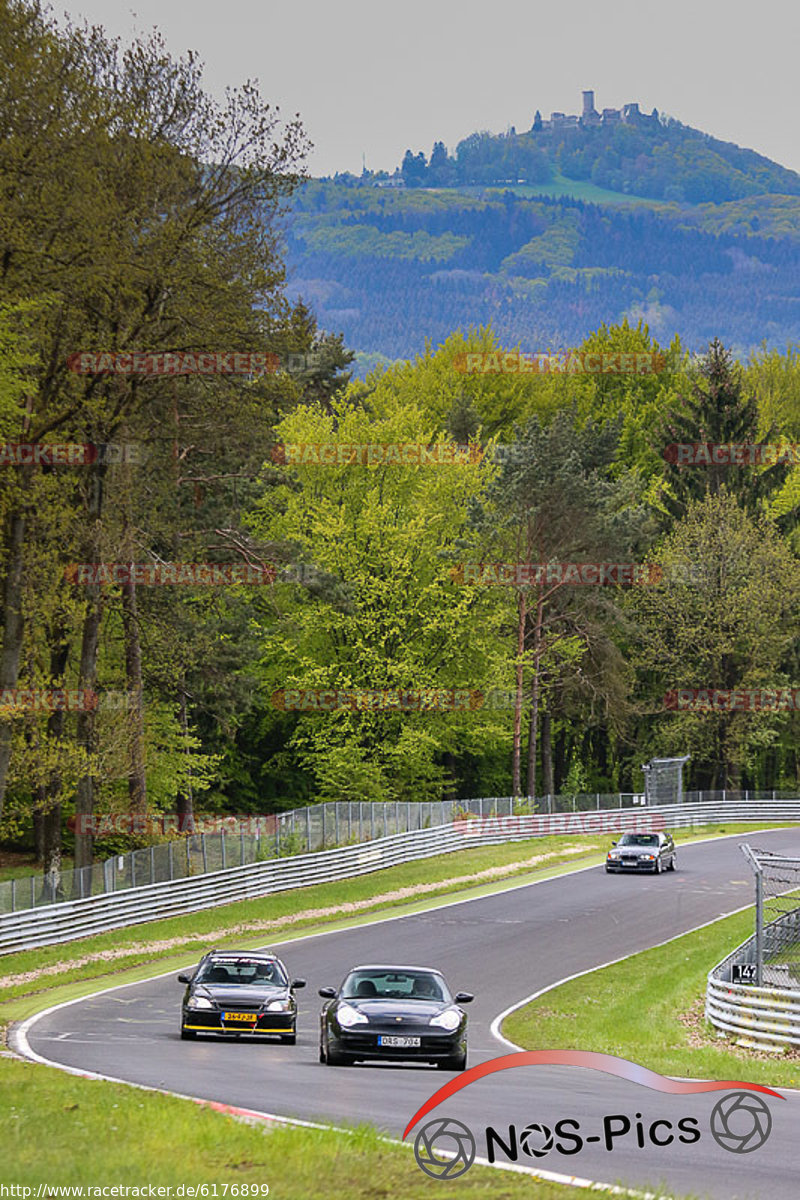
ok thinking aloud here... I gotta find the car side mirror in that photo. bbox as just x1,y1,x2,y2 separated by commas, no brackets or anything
291,979,306,989
177,974,191,984
611,841,617,847
454,992,474,1004
318,986,336,999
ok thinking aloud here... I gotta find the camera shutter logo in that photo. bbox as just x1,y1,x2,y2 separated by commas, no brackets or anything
710,1092,772,1153
414,1117,476,1179
520,1122,554,1158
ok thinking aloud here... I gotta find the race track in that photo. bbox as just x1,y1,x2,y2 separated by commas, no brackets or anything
17,829,800,1200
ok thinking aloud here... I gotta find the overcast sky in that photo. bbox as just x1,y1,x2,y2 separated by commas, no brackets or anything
66,0,800,180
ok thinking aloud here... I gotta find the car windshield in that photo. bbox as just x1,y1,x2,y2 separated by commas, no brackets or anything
618,834,659,846
196,958,287,986
341,970,450,1002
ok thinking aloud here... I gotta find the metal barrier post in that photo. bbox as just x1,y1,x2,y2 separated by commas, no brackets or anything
335,803,339,845
131,855,136,889
186,836,191,875
169,841,174,880
322,804,327,848
201,833,207,873
221,834,227,870
755,867,764,986
371,803,375,840
10,878,15,913
306,807,311,852
240,829,245,865
150,846,155,885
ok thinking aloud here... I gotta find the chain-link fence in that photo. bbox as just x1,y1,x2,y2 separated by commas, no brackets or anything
741,844,800,988
1,787,796,916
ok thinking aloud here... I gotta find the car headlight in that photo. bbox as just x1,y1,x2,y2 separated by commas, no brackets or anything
337,1003,368,1028
266,999,292,1012
642,854,655,860
187,995,214,1010
607,851,620,860
430,1008,461,1032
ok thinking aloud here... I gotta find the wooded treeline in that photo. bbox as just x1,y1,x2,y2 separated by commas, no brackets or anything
0,2,798,891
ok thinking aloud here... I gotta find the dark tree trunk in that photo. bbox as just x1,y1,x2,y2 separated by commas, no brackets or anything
72,586,103,890
175,685,195,833
511,590,527,798
120,575,147,813
542,709,554,798
0,500,30,823
526,590,544,799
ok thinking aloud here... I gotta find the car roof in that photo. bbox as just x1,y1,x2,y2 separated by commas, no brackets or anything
203,949,280,960
346,964,445,975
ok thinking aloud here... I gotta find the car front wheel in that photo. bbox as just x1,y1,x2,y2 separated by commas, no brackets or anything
668,854,677,871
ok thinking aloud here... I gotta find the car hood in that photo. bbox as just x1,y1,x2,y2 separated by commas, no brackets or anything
339,998,451,1021
613,845,658,856
195,985,288,1005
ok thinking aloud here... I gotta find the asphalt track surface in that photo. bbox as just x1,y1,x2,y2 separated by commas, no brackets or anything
20,829,800,1200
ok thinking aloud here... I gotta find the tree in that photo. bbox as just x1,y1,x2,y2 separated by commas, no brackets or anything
0,1,309,881
656,338,793,525
467,410,650,796
629,492,799,787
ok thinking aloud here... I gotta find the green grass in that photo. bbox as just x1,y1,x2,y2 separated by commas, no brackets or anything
504,907,800,1090
454,175,670,207
0,1055,600,1199
0,854,75,882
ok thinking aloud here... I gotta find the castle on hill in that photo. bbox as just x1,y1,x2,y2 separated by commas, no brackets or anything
538,91,658,130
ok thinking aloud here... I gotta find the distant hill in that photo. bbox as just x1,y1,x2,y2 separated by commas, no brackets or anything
390,96,800,204
282,105,800,367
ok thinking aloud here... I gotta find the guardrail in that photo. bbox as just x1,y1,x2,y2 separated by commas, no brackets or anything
2,799,799,957
706,932,800,1050
706,855,800,1050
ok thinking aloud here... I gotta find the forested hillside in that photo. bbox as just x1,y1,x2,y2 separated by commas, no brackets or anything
283,182,800,364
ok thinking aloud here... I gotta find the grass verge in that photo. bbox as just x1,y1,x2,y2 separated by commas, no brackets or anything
503,907,800,1090
1,1054,614,1199
1,823,791,1199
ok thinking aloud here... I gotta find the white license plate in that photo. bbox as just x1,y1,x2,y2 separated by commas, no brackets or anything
379,1035,421,1047
223,1011,258,1022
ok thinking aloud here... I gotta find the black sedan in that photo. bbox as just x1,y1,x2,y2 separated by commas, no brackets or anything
178,949,305,1042
319,964,472,1070
605,831,677,874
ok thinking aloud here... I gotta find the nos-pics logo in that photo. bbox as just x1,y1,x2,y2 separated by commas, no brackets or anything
404,1051,782,1180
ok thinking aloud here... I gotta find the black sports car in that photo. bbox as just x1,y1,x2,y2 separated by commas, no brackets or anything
605,831,677,874
178,949,305,1042
318,964,473,1070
